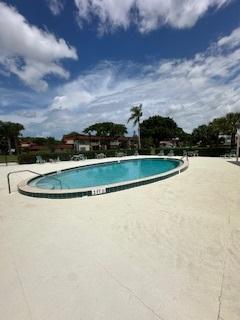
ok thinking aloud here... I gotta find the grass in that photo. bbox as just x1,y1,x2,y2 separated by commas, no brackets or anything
0,155,18,163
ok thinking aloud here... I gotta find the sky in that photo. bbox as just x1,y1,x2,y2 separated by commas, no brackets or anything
0,0,240,138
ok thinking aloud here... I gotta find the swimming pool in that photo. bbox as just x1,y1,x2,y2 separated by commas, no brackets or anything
18,157,188,198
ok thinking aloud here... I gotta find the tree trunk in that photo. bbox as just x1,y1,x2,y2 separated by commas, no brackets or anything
4,154,8,166
138,123,141,150
14,137,19,155
7,137,12,155
231,132,236,149
236,134,240,163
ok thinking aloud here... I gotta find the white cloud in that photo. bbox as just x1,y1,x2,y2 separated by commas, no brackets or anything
2,26,239,138
46,0,65,15
74,0,231,33
0,2,77,91
218,27,240,49
16,111,37,118
25,26,240,138
0,86,51,128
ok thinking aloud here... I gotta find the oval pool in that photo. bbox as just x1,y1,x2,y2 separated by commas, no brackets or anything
18,157,188,198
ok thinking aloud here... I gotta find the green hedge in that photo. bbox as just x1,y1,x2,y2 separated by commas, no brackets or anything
17,149,137,164
155,147,235,157
17,152,73,164
0,155,18,163
138,148,152,155
81,149,136,159
17,147,236,164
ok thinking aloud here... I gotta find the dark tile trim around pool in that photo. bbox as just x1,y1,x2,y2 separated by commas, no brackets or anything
18,157,188,199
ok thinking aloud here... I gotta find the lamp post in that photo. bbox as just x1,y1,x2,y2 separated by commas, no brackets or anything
236,122,240,163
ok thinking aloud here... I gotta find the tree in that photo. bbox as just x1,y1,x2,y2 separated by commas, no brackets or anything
83,122,127,137
128,104,143,149
211,113,240,147
192,123,221,146
46,137,58,153
31,137,47,145
0,121,24,154
140,115,184,148
192,112,240,147
109,124,128,137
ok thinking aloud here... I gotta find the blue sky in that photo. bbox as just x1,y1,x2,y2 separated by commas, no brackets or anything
0,0,240,138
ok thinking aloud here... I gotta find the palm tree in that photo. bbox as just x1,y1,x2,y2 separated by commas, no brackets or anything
128,104,143,149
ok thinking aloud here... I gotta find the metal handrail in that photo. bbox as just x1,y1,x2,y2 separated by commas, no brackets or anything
7,170,62,194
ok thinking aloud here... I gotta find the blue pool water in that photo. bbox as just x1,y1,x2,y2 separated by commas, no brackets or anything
29,158,181,190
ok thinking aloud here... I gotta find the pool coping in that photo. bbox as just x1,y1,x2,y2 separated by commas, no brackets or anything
18,156,189,199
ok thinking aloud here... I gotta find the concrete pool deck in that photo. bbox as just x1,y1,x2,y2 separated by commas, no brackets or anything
0,157,239,320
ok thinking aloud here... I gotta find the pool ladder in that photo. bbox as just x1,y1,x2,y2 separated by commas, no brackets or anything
7,170,62,194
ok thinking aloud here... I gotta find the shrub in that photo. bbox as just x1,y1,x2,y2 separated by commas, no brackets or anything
155,147,234,157
18,154,36,164
18,152,74,164
17,149,137,164
18,147,234,164
138,148,152,155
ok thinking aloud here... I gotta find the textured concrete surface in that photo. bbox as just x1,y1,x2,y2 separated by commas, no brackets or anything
0,157,239,320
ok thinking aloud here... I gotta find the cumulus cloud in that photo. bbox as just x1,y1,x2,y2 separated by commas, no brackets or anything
74,0,232,33
46,0,65,15
25,26,240,138
0,2,77,91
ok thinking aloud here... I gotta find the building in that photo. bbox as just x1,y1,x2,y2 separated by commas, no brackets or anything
218,134,231,146
19,134,138,153
159,137,180,148
19,139,73,152
63,133,138,152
